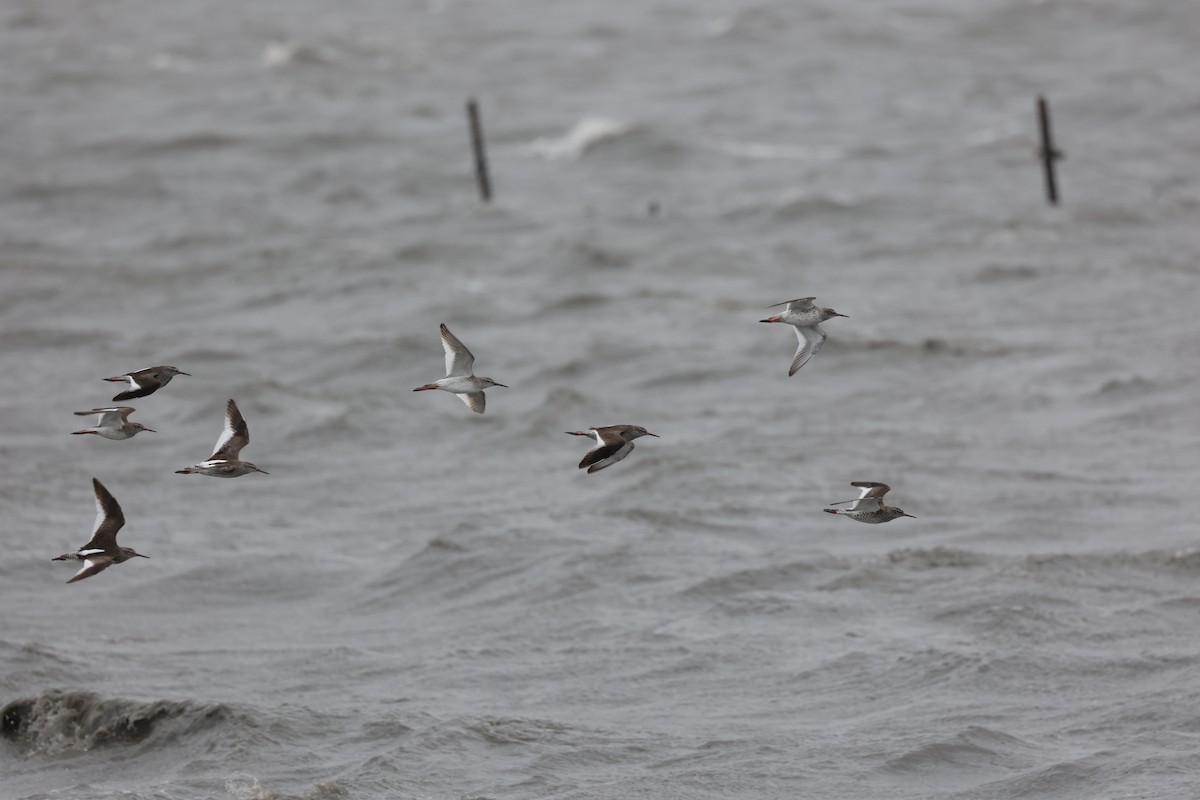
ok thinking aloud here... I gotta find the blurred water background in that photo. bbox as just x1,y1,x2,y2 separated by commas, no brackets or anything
3,1,1200,798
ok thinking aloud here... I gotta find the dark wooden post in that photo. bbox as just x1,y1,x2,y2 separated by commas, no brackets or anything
466,98,492,203
1036,96,1062,206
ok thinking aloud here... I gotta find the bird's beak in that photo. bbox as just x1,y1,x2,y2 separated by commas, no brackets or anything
145,428,157,433
759,316,780,323
178,371,192,376
493,383,508,388
136,553,150,559
834,312,849,318
902,513,916,518
647,432,659,437
255,467,270,474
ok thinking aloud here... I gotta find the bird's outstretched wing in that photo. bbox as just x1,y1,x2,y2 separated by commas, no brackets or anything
440,323,476,377
789,325,827,376
210,399,250,460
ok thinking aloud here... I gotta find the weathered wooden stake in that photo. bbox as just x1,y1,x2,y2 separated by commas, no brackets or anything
1036,96,1062,206
466,98,492,203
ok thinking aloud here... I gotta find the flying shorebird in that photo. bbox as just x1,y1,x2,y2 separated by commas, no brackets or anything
566,424,659,474
103,365,190,402
824,482,915,524
759,297,847,375
71,406,155,440
176,398,268,477
413,323,507,414
52,478,149,583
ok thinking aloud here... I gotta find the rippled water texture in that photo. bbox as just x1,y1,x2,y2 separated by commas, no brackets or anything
3,1,1200,798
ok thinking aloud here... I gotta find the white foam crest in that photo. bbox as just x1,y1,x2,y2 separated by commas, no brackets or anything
527,117,637,160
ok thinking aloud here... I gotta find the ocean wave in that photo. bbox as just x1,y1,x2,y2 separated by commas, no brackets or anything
464,715,571,745
397,714,580,756
697,138,846,163
262,41,338,69
972,263,1042,283
886,547,987,570
6,172,170,201
702,7,800,40
0,327,116,348
815,550,990,593
226,775,349,800
931,598,1073,639
519,386,592,435
839,335,1021,359
83,131,241,158
553,239,635,270
266,129,400,157
721,189,869,221
1,689,234,756
816,556,984,594
527,117,639,160
541,292,614,312
883,725,1038,775
357,534,478,603
1093,375,1156,396
612,505,751,536
1074,202,1152,228
533,339,646,380
1166,549,1200,571
678,560,824,600
1022,550,1200,574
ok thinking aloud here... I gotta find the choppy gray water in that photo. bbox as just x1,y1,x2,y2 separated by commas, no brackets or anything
3,1,1200,798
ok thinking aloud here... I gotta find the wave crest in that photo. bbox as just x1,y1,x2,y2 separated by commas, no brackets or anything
1,689,232,755
528,117,638,160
